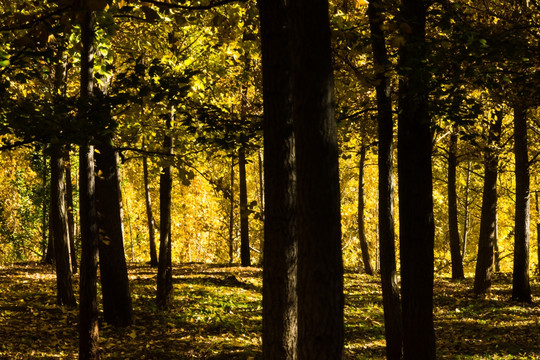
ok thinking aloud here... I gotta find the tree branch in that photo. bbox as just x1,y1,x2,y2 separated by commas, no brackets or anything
141,0,247,10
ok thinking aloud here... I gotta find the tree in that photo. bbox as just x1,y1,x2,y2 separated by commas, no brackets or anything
447,128,465,280
367,0,403,356
288,0,344,357
239,146,250,267
142,153,158,267
473,110,503,296
258,0,297,357
50,143,76,307
512,105,532,302
77,6,100,360
357,144,374,275
95,128,133,327
156,112,173,309
397,0,436,358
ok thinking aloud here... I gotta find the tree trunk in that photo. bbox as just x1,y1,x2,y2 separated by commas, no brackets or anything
462,160,471,260
358,145,374,275
41,149,50,262
258,0,298,357
448,130,465,280
239,146,251,267
288,1,344,358
50,144,77,307
473,112,502,296
512,105,532,302
228,158,235,265
368,1,403,357
397,1,436,359
143,155,158,267
95,134,133,327
78,8,99,360
156,114,173,309
64,149,77,274
44,221,55,264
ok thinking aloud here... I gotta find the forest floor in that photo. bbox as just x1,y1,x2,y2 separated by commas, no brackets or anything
0,262,539,359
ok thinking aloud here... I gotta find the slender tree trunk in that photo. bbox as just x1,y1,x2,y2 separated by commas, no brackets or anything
494,215,501,272
397,1,436,359
64,149,77,274
44,220,55,264
50,144,77,307
288,1,344,358
156,113,173,309
358,145,374,275
41,149,50,262
78,8,99,360
448,130,465,280
462,160,472,260
512,105,532,302
258,0,297,357
228,158,235,265
368,1,403,357
473,112,502,295
95,133,133,326
239,147,251,267
143,155,158,267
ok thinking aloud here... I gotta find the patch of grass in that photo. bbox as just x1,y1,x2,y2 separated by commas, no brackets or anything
0,263,538,359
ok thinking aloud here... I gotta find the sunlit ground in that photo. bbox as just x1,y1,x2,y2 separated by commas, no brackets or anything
0,263,538,359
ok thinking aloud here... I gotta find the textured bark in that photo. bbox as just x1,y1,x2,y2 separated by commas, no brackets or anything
368,1,403,357
239,147,251,267
64,150,77,274
462,161,472,259
473,113,502,296
78,8,99,360
95,134,133,327
156,115,173,309
228,158,235,265
448,130,465,280
258,0,297,357
358,145,374,275
397,1,436,359
50,144,76,307
143,155,158,267
512,106,532,302
288,0,344,358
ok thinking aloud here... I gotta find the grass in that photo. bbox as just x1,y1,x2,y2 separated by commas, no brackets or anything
0,262,538,359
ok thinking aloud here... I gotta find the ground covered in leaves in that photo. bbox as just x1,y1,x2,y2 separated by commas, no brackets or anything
0,262,538,359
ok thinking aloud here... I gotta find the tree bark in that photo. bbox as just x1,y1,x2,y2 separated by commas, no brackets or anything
448,130,465,280
258,0,298,357
156,114,173,309
358,145,374,275
367,1,403,357
78,8,99,360
512,105,532,302
288,1,344,358
64,149,77,274
397,1,436,359
473,112,502,295
143,155,158,267
50,144,77,307
228,157,235,265
95,133,133,327
462,160,472,260
239,146,251,267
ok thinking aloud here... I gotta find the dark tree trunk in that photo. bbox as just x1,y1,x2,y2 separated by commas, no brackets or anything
44,221,55,264
41,149,50,262
473,112,502,295
95,134,133,327
368,1,403,357
156,114,173,309
64,149,77,274
228,158,235,265
397,1,436,359
78,8,99,360
50,144,77,307
258,0,298,357
512,105,532,302
462,161,472,259
143,155,158,267
288,1,344,358
448,130,465,280
239,147,251,267
494,216,501,272
358,145,374,275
